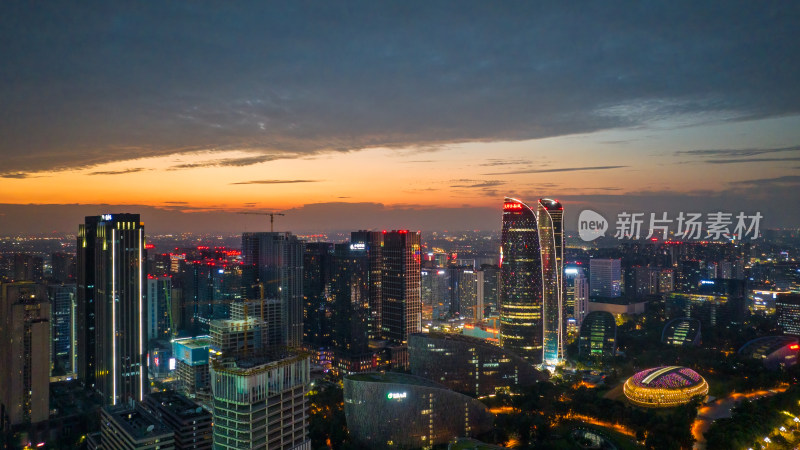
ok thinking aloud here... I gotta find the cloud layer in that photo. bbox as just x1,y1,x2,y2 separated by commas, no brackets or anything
2,1,799,175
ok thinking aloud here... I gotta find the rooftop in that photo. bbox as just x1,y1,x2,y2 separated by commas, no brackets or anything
105,405,172,440
146,391,210,420
346,371,446,389
739,335,799,357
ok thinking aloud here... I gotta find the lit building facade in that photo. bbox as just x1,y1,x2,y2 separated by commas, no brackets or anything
210,352,311,449
499,198,542,363
538,198,564,365
350,231,384,339
0,282,50,427
147,275,172,340
623,366,708,408
381,230,422,344
738,336,800,370
578,311,616,360
777,294,800,337
343,372,493,448
661,318,701,346
49,283,77,376
408,332,542,396
78,213,147,405
173,336,212,398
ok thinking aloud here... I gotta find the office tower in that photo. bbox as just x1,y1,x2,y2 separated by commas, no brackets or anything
13,253,43,282
51,252,77,283
147,275,172,340
499,198,543,363
77,213,147,405
479,264,500,317
49,283,77,375
241,232,304,347
578,311,617,359
210,352,311,449
421,268,449,320
633,267,660,297
677,260,704,293
381,230,422,343
350,231,384,339
574,273,589,329
173,336,212,399
449,266,484,321
229,299,283,350
329,244,371,370
538,198,564,365
0,283,50,427
303,242,334,348
659,269,675,293
142,391,212,450
777,294,800,337
96,404,175,450
589,259,622,298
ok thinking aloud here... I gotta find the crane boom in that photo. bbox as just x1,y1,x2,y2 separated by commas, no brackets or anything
237,211,285,232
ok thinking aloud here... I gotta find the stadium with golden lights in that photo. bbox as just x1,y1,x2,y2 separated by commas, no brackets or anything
623,366,708,408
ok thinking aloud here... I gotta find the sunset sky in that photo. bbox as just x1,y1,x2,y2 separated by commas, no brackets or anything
1,2,799,234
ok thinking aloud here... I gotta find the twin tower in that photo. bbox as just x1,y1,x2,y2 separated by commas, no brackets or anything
499,197,564,367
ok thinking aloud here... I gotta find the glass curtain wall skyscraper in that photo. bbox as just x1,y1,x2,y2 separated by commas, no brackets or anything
538,198,564,366
381,230,421,344
77,213,147,405
241,232,304,347
499,198,543,363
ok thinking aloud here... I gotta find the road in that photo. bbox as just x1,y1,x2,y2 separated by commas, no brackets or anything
691,387,788,450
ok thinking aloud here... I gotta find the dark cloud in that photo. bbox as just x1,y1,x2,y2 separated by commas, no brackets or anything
729,175,800,186
449,179,504,189
230,179,321,185
703,156,800,164
677,145,800,157
168,154,289,170
88,168,146,175
0,172,32,179
484,165,628,175
2,2,799,173
479,159,532,167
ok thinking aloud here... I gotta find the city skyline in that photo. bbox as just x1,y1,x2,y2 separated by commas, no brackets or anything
2,2,800,234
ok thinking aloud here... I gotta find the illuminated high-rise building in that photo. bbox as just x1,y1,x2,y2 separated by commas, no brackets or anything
49,283,76,375
538,198,564,365
241,232,304,347
499,198,543,363
589,258,622,298
350,231,384,339
381,230,421,344
77,213,147,405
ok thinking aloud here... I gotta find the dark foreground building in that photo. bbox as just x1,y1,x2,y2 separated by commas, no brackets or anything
409,332,542,396
142,391,212,450
343,372,493,449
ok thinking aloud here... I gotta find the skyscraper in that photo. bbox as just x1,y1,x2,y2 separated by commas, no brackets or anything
210,352,311,449
49,283,76,375
330,243,372,372
499,198,543,364
0,282,50,427
77,213,147,405
381,230,421,344
538,198,564,365
241,232,304,347
350,231,383,339
147,275,172,340
589,259,622,298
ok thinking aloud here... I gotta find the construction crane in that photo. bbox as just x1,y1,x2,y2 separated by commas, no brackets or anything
237,211,285,232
